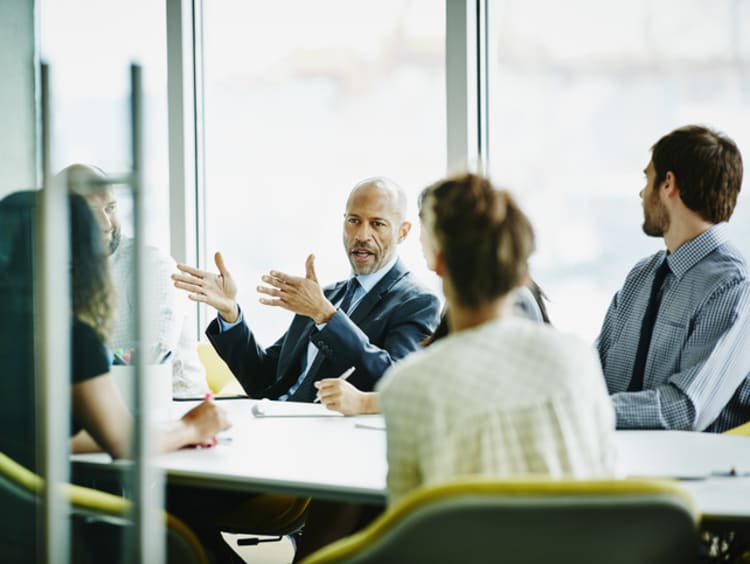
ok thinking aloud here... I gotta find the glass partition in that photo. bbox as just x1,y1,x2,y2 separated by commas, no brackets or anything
39,0,170,249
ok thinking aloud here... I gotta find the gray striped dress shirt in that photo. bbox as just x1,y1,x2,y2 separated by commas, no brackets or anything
596,224,750,431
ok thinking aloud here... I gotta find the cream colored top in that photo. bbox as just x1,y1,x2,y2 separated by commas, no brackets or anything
378,317,616,505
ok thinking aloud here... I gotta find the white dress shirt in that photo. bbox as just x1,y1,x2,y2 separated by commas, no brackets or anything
110,236,208,397
378,316,616,505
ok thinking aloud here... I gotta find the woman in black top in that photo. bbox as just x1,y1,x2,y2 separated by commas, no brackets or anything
0,190,232,561
0,190,230,466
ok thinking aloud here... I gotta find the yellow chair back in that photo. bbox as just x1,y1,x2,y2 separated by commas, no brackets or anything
300,476,698,564
197,341,243,395
0,451,208,564
723,420,750,436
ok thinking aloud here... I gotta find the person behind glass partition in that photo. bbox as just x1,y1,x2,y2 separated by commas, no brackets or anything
61,163,209,398
0,189,230,560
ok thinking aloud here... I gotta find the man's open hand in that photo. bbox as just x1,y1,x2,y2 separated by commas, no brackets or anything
257,254,336,324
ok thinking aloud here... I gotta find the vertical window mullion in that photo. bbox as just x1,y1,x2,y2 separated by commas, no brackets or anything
446,0,487,173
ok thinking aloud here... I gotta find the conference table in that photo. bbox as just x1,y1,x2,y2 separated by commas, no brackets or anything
73,398,750,522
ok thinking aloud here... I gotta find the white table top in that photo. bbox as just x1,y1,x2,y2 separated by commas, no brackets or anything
73,398,750,517
615,430,750,479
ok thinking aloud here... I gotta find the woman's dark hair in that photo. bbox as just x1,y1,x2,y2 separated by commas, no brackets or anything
421,313,449,347
0,190,114,342
527,280,550,324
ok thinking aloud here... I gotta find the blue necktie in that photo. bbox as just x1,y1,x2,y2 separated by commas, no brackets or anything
338,278,360,314
628,259,670,392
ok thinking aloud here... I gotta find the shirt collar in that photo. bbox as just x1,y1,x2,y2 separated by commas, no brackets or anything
666,223,730,280
350,255,399,293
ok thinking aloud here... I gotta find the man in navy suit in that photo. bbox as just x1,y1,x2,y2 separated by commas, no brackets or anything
173,177,441,402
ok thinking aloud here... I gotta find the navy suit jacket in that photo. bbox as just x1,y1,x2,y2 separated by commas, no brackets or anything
206,259,441,402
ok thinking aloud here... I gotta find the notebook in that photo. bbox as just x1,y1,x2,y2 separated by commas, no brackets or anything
250,398,344,418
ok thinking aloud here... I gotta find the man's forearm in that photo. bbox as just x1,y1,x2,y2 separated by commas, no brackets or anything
611,386,695,430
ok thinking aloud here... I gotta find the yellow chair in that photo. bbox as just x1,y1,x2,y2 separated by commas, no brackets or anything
0,451,207,564
197,341,245,396
300,477,699,564
724,420,750,437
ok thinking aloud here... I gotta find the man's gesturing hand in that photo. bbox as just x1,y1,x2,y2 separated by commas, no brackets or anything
258,254,337,324
173,252,240,323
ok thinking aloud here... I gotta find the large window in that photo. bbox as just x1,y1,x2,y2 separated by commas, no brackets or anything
202,0,446,344
40,0,170,248
489,0,750,342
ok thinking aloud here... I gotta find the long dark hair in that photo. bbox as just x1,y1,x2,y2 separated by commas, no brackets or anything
0,190,114,342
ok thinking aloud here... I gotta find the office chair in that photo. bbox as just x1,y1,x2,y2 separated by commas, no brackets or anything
724,420,750,437
0,450,208,564
196,342,310,549
217,494,310,548
197,341,245,396
299,477,699,564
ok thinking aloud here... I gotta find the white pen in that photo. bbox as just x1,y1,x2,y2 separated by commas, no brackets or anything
314,366,356,403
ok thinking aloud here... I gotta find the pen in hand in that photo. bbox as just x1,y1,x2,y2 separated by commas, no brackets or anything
314,366,356,403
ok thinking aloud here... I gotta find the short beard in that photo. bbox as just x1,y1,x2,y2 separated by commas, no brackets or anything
642,217,665,237
642,192,669,237
109,226,122,255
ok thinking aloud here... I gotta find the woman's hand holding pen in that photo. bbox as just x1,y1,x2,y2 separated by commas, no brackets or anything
182,392,232,448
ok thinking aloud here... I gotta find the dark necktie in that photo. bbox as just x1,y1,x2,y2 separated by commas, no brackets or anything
628,259,671,392
338,278,360,314
287,278,360,402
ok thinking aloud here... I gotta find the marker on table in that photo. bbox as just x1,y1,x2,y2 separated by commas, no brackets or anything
313,366,356,403
710,467,750,478
112,349,128,366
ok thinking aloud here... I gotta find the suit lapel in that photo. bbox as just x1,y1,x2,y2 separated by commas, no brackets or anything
283,263,407,383
348,259,408,326
278,316,315,378
278,283,345,378
328,281,349,305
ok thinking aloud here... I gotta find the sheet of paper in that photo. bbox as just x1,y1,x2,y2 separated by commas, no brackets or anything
250,398,344,418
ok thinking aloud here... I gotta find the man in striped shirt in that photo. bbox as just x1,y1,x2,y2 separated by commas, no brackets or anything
597,125,750,432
